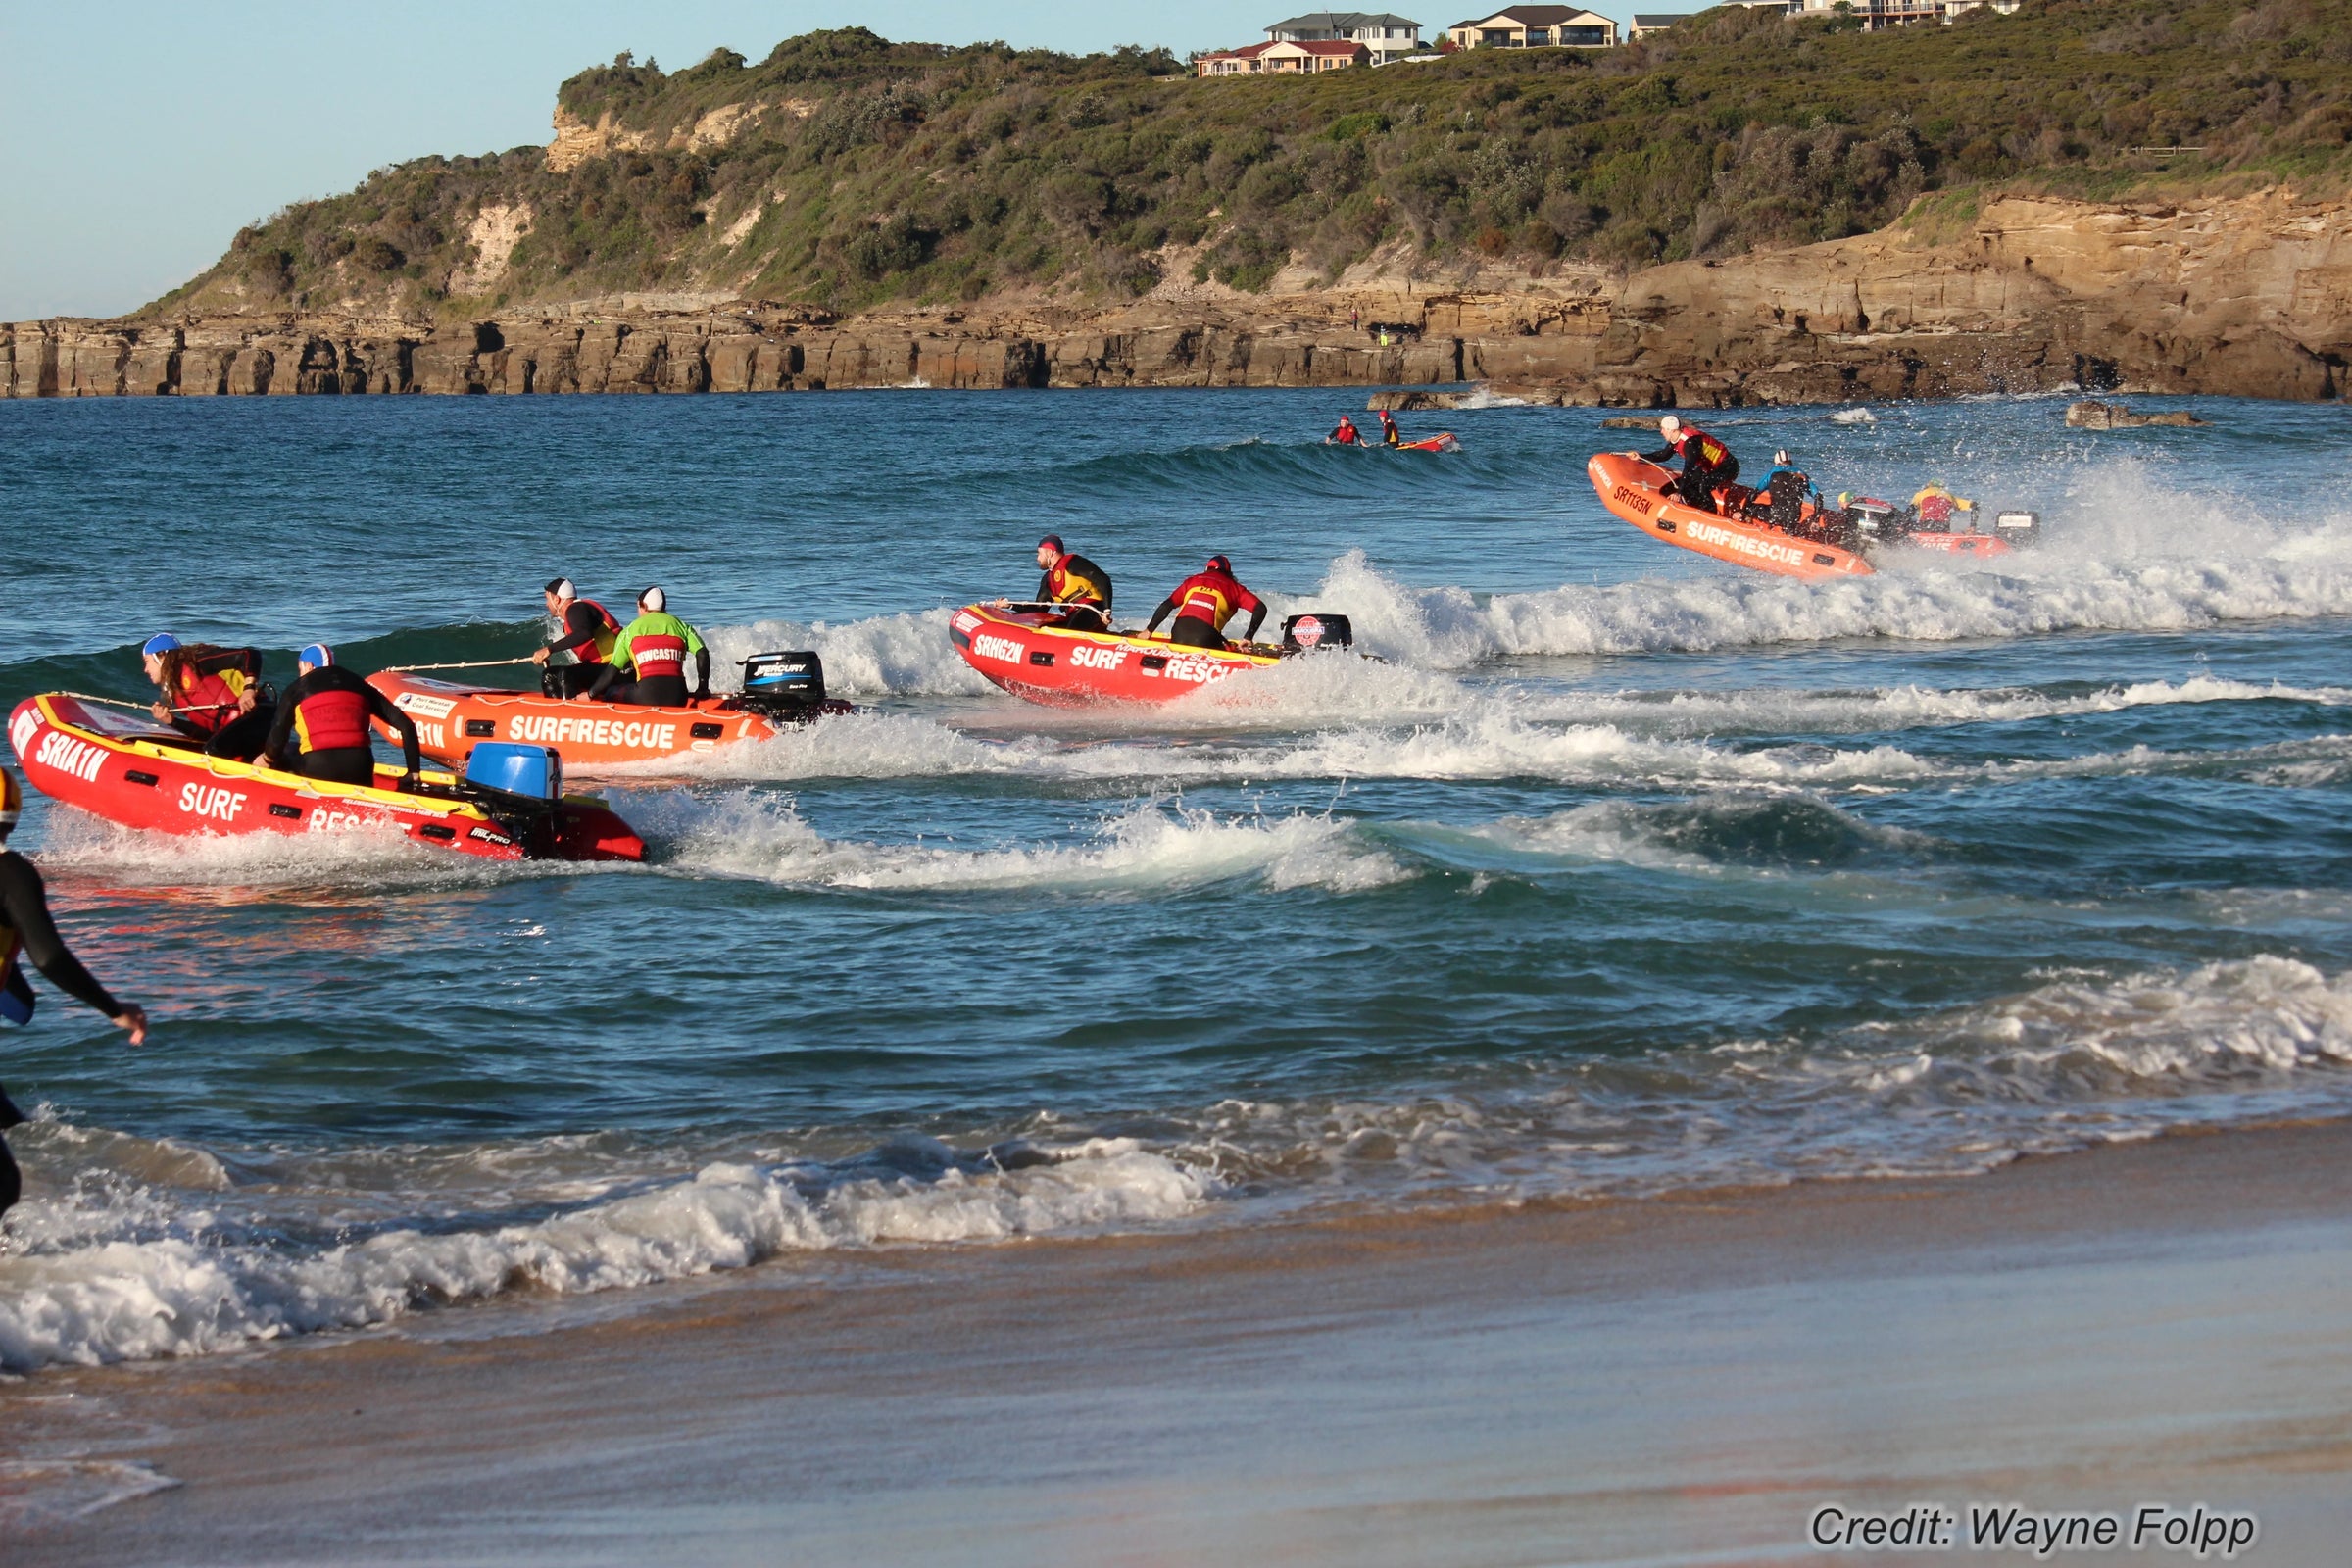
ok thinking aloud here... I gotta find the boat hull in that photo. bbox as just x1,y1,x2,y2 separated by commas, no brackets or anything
949,604,1284,707
1587,452,1874,581
8,695,643,862
368,672,853,771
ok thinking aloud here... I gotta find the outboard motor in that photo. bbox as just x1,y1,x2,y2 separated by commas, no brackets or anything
737,651,828,716
1281,613,1353,653
463,742,565,853
1994,510,2042,547
1847,497,1902,541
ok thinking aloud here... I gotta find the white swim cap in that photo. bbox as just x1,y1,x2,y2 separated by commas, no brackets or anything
1658,415,1682,437
547,577,577,600
640,586,666,612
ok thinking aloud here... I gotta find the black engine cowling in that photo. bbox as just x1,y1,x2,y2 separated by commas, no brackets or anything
1281,613,1352,652
737,651,827,715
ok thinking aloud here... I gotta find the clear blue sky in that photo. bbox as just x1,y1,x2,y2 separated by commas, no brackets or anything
3,1,1643,319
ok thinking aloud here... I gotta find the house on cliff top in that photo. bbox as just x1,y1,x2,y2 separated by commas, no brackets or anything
1445,7,1619,48
1197,37,1373,74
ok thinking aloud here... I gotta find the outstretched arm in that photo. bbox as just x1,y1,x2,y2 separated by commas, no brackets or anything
258,679,302,769
0,854,145,1042
1145,597,1177,634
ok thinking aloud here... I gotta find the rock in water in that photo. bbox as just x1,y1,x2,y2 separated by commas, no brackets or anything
2066,398,2209,429
1368,390,1461,411
1599,415,1662,429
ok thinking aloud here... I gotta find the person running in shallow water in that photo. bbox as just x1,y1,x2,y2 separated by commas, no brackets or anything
0,768,149,1222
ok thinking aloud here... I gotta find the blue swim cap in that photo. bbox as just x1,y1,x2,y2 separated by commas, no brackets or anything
299,643,333,668
142,633,181,657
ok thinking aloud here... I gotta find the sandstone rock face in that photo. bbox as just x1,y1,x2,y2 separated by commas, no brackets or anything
9,188,2346,406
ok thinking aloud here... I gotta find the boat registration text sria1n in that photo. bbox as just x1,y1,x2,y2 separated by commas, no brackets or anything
9,694,643,862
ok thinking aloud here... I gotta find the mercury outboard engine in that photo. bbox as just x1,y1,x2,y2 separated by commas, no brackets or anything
1994,510,2042,547
737,651,828,716
1281,613,1353,652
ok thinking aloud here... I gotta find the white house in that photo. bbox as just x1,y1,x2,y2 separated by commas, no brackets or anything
1444,7,1619,50
1628,13,1690,39
1263,12,1425,64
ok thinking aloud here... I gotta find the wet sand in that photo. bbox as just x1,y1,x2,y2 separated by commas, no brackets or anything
8,1120,2352,1566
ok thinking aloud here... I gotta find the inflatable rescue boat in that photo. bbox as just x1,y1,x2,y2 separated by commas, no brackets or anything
949,604,1354,706
370,652,854,771
9,694,643,862
1587,453,2031,581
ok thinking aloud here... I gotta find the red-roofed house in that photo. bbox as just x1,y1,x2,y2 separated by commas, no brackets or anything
1197,40,1276,74
1197,36,1370,74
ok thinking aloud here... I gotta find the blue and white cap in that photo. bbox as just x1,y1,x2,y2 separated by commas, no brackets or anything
299,643,333,668
142,633,181,657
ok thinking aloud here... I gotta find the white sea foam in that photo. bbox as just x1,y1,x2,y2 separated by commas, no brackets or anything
650,794,1409,894
0,1135,1210,1372
1185,957,2352,1200
703,609,992,698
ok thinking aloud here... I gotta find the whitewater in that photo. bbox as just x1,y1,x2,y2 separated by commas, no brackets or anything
1,386,2347,1374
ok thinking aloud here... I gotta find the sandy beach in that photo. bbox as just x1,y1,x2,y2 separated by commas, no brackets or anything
4,1118,2349,1566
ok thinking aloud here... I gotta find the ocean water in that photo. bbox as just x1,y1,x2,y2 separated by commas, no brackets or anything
1,388,2349,1373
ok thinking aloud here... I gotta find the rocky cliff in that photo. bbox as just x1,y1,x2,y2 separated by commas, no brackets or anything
8,188,2348,404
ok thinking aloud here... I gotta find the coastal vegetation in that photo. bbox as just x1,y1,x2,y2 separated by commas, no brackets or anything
149,0,2352,319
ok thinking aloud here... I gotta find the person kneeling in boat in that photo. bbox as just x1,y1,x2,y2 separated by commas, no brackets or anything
1146,555,1266,651
262,644,421,791
1642,415,1740,513
1,767,150,1221
531,577,623,700
1329,415,1363,446
1910,482,1973,530
1015,534,1113,633
1378,410,1403,448
141,634,274,760
1747,451,1820,534
588,587,710,707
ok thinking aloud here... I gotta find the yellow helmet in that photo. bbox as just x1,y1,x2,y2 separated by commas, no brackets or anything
1,767,20,833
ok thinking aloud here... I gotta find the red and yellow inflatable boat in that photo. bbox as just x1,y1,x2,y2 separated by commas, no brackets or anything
368,663,854,772
8,694,642,862
950,604,1354,707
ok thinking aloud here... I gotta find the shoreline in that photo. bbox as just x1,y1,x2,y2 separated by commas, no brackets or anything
8,1116,2352,1565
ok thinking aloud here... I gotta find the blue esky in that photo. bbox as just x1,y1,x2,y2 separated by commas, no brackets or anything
2,2,1643,319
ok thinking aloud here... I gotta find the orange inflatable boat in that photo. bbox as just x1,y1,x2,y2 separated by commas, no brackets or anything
369,653,854,772
949,604,1356,707
1587,452,1874,581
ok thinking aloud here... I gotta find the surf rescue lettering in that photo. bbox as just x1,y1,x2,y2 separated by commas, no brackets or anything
33,729,106,784
307,806,385,834
1066,644,1125,671
178,782,248,823
972,634,1026,664
9,707,39,757
1686,519,1808,567
507,715,679,750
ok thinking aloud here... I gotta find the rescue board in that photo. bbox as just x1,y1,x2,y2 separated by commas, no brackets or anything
949,604,1352,707
368,671,855,771
8,694,643,862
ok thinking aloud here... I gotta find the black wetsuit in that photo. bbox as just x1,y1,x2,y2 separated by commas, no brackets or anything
543,601,615,699
259,665,422,788
1,851,127,1219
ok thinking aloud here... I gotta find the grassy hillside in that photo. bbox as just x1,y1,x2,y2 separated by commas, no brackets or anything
148,0,2352,320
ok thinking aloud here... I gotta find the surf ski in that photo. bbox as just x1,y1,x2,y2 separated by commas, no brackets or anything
949,604,1357,707
9,693,643,862
369,652,855,771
